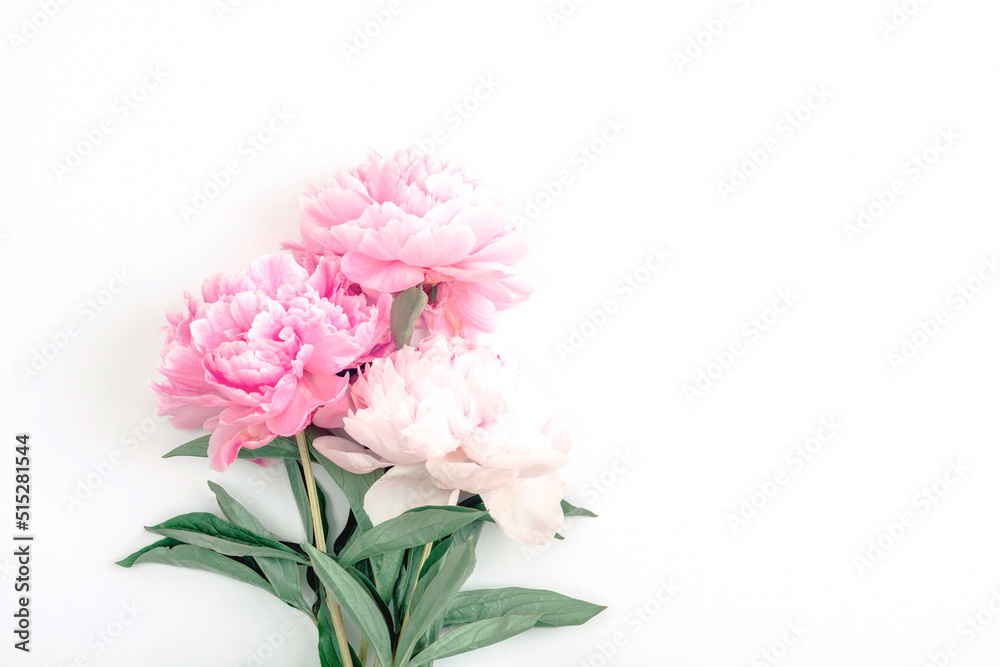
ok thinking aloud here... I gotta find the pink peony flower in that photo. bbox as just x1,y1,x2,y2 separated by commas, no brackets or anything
312,335,569,544
283,150,531,339
152,253,392,471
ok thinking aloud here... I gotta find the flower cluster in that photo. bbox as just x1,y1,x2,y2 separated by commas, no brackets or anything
133,151,601,667
153,150,568,542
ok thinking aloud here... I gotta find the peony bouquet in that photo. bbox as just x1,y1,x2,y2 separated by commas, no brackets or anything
119,151,603,666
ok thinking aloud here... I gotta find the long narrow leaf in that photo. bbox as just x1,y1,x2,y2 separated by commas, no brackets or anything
338,508,486,567
208,482,310,613
145,512,308,564
406,614,542,666
394,538,477,666
116,543,274,596
305,544,393,667
444,588,606,628
284,460,314,543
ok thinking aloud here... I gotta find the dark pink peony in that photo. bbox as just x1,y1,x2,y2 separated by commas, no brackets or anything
152,253,391,470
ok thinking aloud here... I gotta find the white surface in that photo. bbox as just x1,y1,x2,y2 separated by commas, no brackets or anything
3,1,1000,665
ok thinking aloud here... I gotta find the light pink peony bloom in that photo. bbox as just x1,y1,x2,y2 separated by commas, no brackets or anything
283,150,531,338
312,335,569,544
152,253,392,471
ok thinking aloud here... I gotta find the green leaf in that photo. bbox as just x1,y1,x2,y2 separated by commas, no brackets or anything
373,549,405,605
304,545,393,667
346,565,396,640
116,537,183,567
145,513,308,564
284,460,314,544
310,441,382,531
420,540,453,578
394,538,477,666
317,597,349,667
116,543,274,596
207,482,310,613
314,476,334,544
163,435,301,460
413,608,445,662
338,507,486,567
444,588,606,628
561,500,598,518
449,520,485,550
395,548,420,626
208,481,273,537
406,614,542,666
390,285,428,350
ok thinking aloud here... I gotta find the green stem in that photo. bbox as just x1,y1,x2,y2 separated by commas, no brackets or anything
296,431,355,666
393,543,433,662
359,638,369,666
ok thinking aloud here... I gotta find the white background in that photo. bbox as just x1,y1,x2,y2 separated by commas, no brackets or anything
2,1,1000,665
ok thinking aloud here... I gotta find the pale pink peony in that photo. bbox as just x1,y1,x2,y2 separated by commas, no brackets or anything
283,150,531,339
152,253,392,471
312,335,569,544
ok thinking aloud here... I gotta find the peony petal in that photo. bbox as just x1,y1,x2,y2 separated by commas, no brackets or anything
302,186,372,231
264,379,321,436
207,423,276,472
364,464,460,525
312,435,389,474
481,473,565,545
244,254,308,295
395,225,477,269
312,382,354,429
341,253,424,293
425,451,518,494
